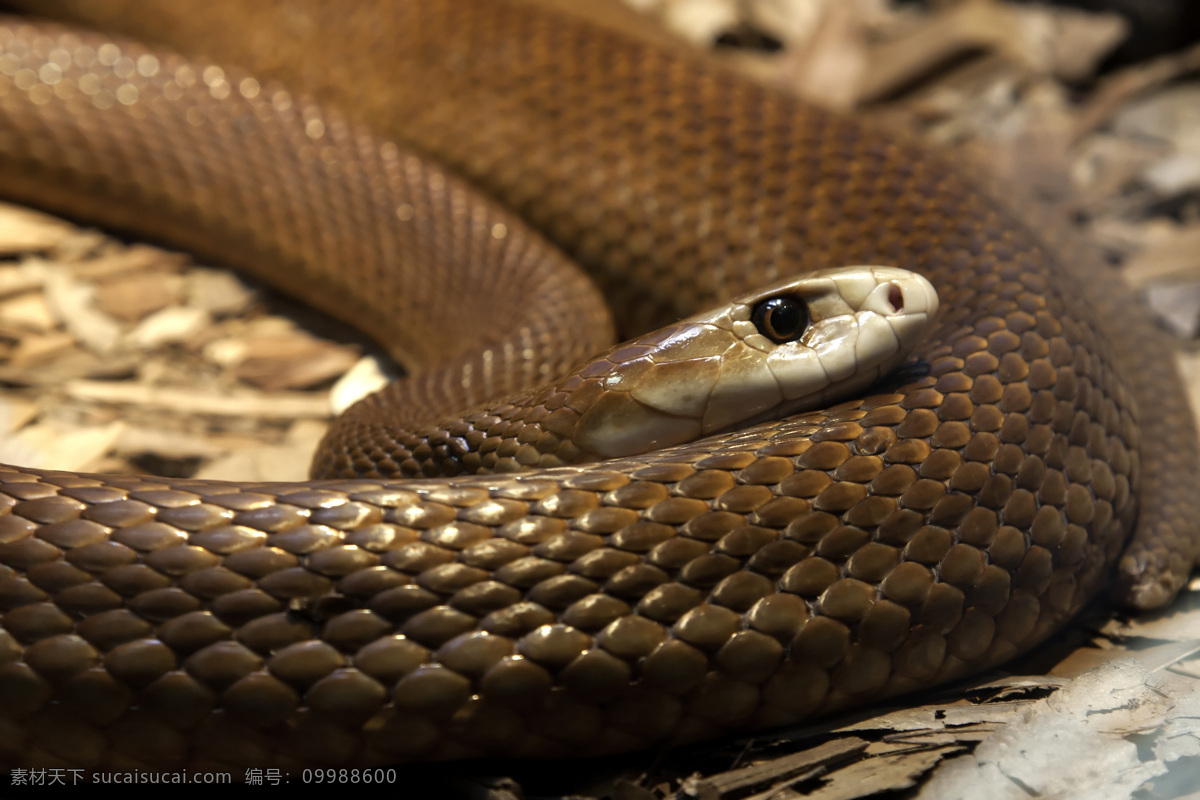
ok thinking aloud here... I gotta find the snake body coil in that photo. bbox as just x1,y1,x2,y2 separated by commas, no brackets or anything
0,0,1198,769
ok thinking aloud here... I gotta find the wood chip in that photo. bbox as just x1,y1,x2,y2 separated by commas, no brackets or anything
236,345,361,391
130,306,211,349
185,267,259,316
788,747,961,800
331,354,395,413
1143,280,1200,338
681,738,868,800
880,724,1002,748
780,2,869,110
1074,39,1200,141
212,332,361,391
1110,84,1200,197
0,349,132,386
42,266,121,354
0,202,76,255
661,0,740,45
1009,3,1125,82
62,380,331,419
1176,351,1200,422
917,656,1200,800
193,419,327,482
113,425,265,461
66,244,185,278
771,0,1123,108
0,260,48,299
1071,133,1165,209
93,269,185,322
0,397,40,433
12,420,126,471
0,291,57,333
8,331,77,367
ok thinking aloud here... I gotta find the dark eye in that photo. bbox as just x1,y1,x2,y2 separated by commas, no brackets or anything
751,296,809,344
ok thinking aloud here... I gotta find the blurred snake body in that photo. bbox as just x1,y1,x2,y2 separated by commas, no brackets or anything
0,0,1198,769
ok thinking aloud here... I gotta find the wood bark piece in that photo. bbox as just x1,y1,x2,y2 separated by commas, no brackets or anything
680,738,868,799
65,244,186,279
184,267,258,316
916,654,1200,799
0,202,75,255
12,420,126,471
93,269,185,322
42,265,121,354
796,747,962,800
130,306,211,349
0,398,39,434
330,354,394,414
8,331,76,367
192,419,327,482
0,292,56,333
0,260,47,299
62,380,331,419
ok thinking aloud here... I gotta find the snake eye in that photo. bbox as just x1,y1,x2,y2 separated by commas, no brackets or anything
751,296,809,344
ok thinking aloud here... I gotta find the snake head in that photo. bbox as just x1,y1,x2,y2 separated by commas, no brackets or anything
567,266,939,458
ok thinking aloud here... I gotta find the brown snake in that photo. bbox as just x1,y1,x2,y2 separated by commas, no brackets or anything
1,0,1199,770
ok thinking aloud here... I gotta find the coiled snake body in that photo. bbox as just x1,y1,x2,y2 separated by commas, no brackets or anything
0,0,1198,769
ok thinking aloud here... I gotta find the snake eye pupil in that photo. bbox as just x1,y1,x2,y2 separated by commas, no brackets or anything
751,296,809,344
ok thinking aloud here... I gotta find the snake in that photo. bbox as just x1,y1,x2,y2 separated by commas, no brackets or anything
0,0,1198,771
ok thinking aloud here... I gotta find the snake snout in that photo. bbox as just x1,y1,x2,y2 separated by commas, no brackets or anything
854,266,939,320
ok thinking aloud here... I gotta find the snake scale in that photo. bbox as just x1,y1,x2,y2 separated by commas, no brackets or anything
0,0,1198,770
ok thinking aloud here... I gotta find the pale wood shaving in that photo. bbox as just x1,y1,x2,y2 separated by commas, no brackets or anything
184,267,258,316
0,397,39,434
0,292,56,333
0,260,48,300
130,306,212,350
0,202,76,255
0,349,133,386
228,333,361,392
61,380,331,419
331,354,395,414
113,425,267,461
795,747,961,800
64,244,187,280
8,331,76,368
661,0,740,45
42,264,121,354
680,738,868,800
1071,133,1167,210
647,0,1126,108
1074,38,1200,141
93,269,185,322
12,419,126,471
1177,351,1200,421
192,419,327,482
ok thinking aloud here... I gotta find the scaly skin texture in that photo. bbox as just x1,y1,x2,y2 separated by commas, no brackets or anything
0,0,1198,770
321,269,937,475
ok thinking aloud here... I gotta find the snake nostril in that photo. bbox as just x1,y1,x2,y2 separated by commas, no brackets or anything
888,283,904,312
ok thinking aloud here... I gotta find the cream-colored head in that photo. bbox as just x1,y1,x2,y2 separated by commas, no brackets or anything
572,266,939,458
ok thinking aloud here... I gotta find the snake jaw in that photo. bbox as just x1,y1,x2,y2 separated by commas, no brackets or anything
573,391,704,457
